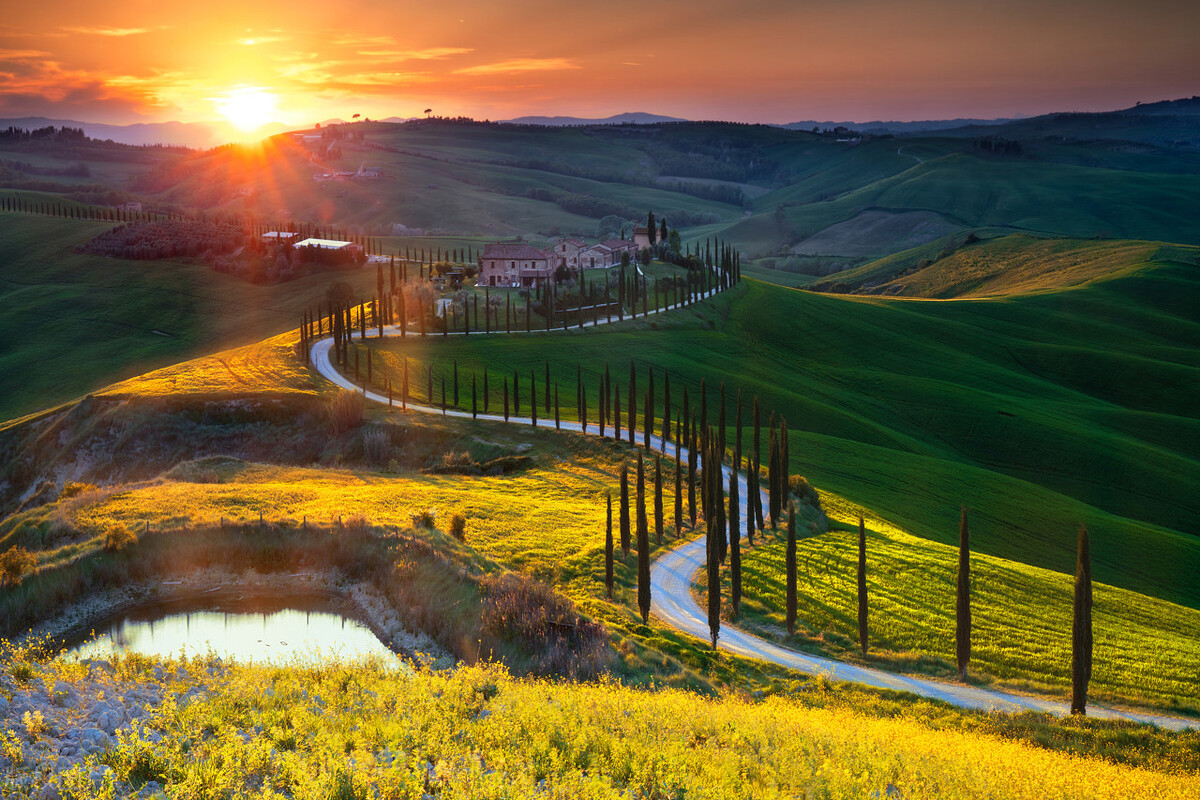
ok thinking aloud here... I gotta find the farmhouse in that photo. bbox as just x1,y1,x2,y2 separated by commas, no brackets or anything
479,243,553,287
294,237,357,251
632,224,652,249
261,231,299,242
552,238,588,269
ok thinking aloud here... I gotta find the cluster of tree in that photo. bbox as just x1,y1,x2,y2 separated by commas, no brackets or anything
0,126,88,143
76,219,247,261
0,158,89,177
655,179,746,207
973,136,1025,156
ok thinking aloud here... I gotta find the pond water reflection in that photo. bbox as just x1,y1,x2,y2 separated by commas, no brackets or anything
62,593,396,663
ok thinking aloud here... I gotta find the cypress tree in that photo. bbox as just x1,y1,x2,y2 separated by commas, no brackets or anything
637,453,650,624
674,454,683,534
654,456,664,545
715,438,726,563
858,514,868,657
734,389,743,473
681,389,690,456
605,493,614,600
706,495,720,649
753,397,763,529
729,468,741,615
746,457,756,548
1071,524,1093,715
614,385,622,441
956,506,972,682
717,382,727,466
646,367,655,446
687,413,698,528
768,423,779,527
628,360,637,445
619,463,631,556
555,384,561,430
580,373,588,433
530,370,538,427
662,369,672,442
786,502,797,635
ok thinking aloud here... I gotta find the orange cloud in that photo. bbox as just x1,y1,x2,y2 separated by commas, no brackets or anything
357,47,473,61
63,26,154,37
453,58,579,76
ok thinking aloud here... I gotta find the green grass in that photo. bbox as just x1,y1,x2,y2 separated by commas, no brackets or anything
356,271,1200,614
0,212,391,421
725,495,1200,713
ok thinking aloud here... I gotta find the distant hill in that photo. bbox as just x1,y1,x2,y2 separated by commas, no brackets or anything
0,117,291,148
781,117,1018,135
503,112,687,126
925,97,1200,149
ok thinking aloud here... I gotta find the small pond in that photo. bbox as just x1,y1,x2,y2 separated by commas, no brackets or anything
61,592,397,663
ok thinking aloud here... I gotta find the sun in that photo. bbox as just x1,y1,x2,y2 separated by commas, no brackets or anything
214,86,279,133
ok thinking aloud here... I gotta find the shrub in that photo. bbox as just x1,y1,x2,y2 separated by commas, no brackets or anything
449,514,467,542
362,425,391,464
412,510,436,529
0,546,36,587
58,481,98,499
788,475,821,508
104,522,138,552
480,573,611,679
330,390,365,435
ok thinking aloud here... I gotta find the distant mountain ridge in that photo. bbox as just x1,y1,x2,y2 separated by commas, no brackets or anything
502,112,687,126
780,118,1020,135
0,117,291,149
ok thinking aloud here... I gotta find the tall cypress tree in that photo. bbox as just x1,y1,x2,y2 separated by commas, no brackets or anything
674,455,683,534
654,456,664,545
729,468,741,617
687,413,698,528
1071,524,1093,715
614,384,622,441
715,439,727,564
619,463,631,556
530,370,538,427
746,456,756,548
662,369,672,442
768,422,780,527
555,384,561,430
646,368,655,446
706,498,720,649
637,454,651,624
786,502,797,635
858,514,868,657
472,376,477,419
753,396,764,529
605,493,615,600
628,360,637,445
956,506,972,682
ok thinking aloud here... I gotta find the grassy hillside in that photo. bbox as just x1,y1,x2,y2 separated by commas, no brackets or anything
809,235,1188,297
356,271,1200,610
725,497,1200,713
0,211,391,422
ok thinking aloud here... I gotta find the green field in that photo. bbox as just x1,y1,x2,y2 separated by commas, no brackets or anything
0,211,392,421
354,265,1200,612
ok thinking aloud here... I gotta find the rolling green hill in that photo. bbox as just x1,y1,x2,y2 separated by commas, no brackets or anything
357,266,1200,610
0,211,390,422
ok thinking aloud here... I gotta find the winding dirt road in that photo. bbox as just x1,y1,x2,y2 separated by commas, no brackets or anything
308,288,1194,731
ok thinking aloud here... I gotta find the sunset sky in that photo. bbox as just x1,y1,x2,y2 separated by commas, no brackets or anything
2,0,1197,128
